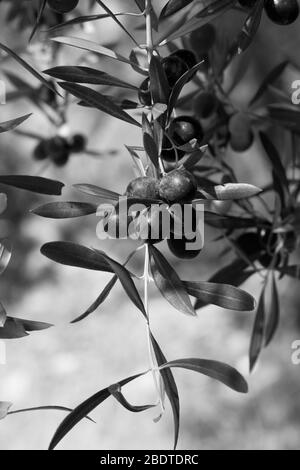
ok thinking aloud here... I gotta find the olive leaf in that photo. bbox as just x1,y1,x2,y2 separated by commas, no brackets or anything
149,244,196,316
32,202,98,219
249,287,266,372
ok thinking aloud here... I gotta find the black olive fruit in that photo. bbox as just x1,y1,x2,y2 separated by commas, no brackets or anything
229,112,254,152
47,136,71,166
193,92,218,120
162,55,189,87
47,0,79,13
236,232,262,259
264,0,299,25
33,140,48,161
170,49,197,69
189,24,216,56
168,116,203,145
167,233,202,259
126,177,160,200
138,78,152,106
159,169,197,202
70,134,87,153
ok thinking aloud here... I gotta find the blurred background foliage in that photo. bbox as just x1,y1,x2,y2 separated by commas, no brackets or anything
0,0,300,449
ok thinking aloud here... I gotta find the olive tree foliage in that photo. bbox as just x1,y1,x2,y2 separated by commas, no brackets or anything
0,0,300,449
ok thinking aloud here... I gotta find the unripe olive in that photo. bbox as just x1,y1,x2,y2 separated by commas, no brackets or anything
126,177,160,200
159,169,197,202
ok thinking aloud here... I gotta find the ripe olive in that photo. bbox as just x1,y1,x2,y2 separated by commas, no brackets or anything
162,55,189,87
159,169,197,202
47,0,79,13
70,134,87,153
264,0,299,25
167,233,202,259
168,116,203,145
126,177,160,200
33,140,48,161
170,49,197,69
47,136,70,166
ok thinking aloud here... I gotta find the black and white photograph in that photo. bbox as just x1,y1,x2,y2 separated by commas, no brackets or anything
0,0,300,453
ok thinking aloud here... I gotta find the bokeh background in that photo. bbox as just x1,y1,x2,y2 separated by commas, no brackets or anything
0,0,300,450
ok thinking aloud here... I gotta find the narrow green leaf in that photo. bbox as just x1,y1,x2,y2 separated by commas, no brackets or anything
0,114,32,133
41,242,113,273
160,0,194,19
0,175,64,195
149,244,196,316
249,288,265,372
161,358,248,393
150,334,180,450
32,202,97,219
264,272,280,346
185,281,255,311
48,373,144,450
44,66,138,90
60,82,141,128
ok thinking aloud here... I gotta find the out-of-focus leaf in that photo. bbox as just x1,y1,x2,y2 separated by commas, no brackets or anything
0,114,32,133
0,42,58,96
157,0,235,45
205,212,258,229
48,373,144,450
0,302,7,327
268,105,300,132
249,61,288,107
150,334,180,450
32,202,97,219
73,184,120,201
259,132,289,194
44,66,138,90
160,0,194,19
0,402,12,420
161,358,248,393
0,240,12,276
264,272,280,346
71,275,118,324
52,37,144,70
230,0,264,55
41,242,113,273
60,82,141,128
149,244,196,316
184,281,255,311
0,175,64,195
277,265,300,278
29,0,47,41
249,287,265,372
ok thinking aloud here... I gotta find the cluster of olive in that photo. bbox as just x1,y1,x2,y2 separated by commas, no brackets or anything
239,0,299,25
236,225,297,268
104,171,202,259
46,0,79,14
33,134,86,166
